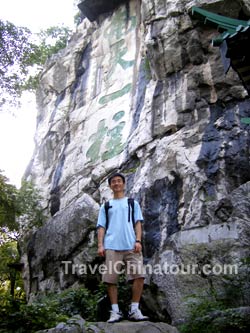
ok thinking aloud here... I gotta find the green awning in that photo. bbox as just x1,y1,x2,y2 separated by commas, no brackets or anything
191,6,250,95
191,6,250,46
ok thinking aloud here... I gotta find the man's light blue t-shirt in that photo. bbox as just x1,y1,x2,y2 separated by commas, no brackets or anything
97,197,143,250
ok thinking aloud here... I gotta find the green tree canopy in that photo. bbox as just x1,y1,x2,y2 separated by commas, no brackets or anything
0,20,72,111
0,171,45,310
0,170,45,239
0,172,19,232
0,239,23,298
0,21,33,109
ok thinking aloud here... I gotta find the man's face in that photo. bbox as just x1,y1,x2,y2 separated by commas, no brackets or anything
109,176,125,193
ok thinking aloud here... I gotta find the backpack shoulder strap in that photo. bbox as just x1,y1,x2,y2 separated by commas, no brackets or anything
104,200,112,231
127,198,135,227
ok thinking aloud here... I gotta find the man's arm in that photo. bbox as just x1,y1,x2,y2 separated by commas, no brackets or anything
134,221,142,253
97,226,105,256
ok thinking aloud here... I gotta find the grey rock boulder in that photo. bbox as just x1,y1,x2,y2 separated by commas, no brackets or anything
87,320,179,333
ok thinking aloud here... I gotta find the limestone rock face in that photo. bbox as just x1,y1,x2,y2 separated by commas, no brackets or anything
22,0,250,324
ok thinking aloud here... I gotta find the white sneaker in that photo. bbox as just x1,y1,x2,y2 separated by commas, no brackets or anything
107,310,123,323
128,308,149,321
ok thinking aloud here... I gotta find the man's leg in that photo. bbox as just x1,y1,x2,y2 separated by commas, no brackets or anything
103,250,123,323
103,250,121,307
107,283,118,304
106,283,123,323
129,277,148,320
125,251,145,303
125,251,149,321
131,277,144,302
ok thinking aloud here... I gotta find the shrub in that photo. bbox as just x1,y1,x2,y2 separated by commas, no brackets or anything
0,286,103,332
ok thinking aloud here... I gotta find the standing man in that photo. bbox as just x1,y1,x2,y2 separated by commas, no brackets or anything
97,172,148,323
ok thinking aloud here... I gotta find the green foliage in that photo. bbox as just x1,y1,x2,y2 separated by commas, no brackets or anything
0,241,26,330
74,11,83,26
57,287,101,320
117,274,132,315
0,172,19,231
0,20,33,109
21,26,72,93
26,26,72,68
0,241,21,286
143,57,152,80
0,286,103,332
179,258,250,333
0,20,72,110
0,172,46,325
16,180,46,235
0,171,46,236
0,294,67,333
20,75,39,93
180,300,250,333
180,297,226,333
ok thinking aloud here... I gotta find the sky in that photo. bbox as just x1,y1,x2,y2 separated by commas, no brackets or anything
1,0,76,32
0,1,77,187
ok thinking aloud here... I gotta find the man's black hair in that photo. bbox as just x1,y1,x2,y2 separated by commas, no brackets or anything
108,172,125,185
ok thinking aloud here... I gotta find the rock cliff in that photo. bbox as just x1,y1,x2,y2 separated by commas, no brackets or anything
22,0,250,325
